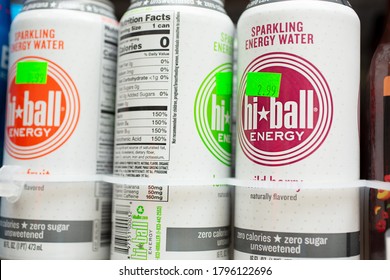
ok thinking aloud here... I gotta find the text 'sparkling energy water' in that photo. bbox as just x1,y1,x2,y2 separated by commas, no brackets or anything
111,0,234,260
235,0,361,259
0,0,118,259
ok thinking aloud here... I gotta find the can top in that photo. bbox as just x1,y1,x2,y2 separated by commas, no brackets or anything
130,0,225,4
209,0,225,4
246,0,352,9
20,0,116,19
128,0,227,14
23,0,115,8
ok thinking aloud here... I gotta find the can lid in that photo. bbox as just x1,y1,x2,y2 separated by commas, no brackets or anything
21,0,117,18
129,0,226,10
130,0,225,3
211,0,224,5
23,0,115,10
88,0,115,9
246,0,352,8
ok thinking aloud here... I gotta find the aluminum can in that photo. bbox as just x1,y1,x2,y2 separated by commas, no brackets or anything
234,0,361,260
112,185,231,260
111,0,234,260
0,0,11,167
0,182,112,259
0,0,118,259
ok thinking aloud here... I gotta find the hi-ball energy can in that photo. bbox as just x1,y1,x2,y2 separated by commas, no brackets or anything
0,182,112,259
111,0,234,260
0,0,118,259
112,185,231,260
234,0,361,259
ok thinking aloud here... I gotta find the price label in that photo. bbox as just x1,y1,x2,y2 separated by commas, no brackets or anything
246,72,282,98
216,72,233,96
16,61,48,84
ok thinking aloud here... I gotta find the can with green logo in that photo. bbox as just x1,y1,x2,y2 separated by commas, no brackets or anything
112,0,234,260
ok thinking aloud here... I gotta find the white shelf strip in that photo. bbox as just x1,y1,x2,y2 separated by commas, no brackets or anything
1,165,390,202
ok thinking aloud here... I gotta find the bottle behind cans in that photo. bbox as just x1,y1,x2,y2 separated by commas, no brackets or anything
365,0,390,260
111,0,234,260
0,0,11,167
235,0,360,259
0,0,118,259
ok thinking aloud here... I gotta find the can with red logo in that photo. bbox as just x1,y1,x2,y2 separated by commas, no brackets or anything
234,0,361,259
0,0,118,259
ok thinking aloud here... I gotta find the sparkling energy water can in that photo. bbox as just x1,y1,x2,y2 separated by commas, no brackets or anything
0,0,118,259
234,0,361,260
0,182,113,259
0,0,11,167
111,0,234,260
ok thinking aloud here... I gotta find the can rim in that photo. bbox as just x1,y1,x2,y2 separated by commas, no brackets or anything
23,0,115,10
129,0,225,8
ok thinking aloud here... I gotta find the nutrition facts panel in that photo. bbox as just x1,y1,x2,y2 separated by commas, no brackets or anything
115,10,176,177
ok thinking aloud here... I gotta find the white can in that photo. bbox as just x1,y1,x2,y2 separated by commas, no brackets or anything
111,185,230,260
4,0,118,175
1,0,118,259
0,182,112,260
234,0,360,259
111,0,234,259
114,0,234,178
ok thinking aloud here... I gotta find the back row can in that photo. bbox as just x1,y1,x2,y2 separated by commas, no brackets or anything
0,0,118,259
234,0,361,259
111,0,234,259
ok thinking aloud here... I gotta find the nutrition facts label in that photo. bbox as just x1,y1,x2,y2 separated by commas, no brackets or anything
97,24,118,175
115,11,176,177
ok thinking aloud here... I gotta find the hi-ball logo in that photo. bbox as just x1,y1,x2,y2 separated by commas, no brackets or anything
5,57,80,160
238,53,333,166
7,90,62,131
195,64,232,166
130,205,148,260
211,94,231,134
244,90,314,130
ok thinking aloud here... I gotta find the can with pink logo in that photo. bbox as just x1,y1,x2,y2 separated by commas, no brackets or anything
234,0,361,259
